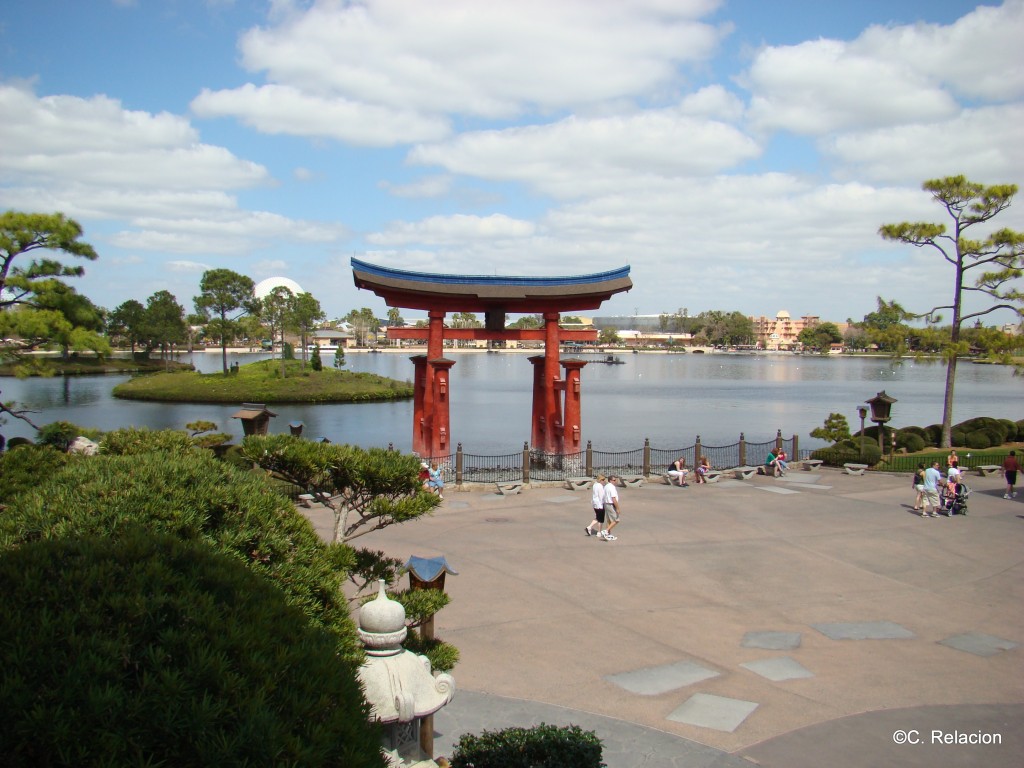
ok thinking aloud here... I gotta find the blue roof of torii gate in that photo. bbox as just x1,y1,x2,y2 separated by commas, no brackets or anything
351,257,632,313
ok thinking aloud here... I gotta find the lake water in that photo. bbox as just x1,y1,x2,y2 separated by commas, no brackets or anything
1,350,1019,455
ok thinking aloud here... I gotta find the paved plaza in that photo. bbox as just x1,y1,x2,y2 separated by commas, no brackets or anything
305,466,1024,767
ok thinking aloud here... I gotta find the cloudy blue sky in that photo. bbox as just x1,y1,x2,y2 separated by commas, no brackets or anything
1,0,1021,325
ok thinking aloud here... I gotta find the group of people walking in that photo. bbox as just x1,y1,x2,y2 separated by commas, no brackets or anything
584,474,622,540
911,449,1019,517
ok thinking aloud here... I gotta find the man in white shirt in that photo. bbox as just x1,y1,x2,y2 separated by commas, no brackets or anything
602,475,622,541
585,475,607,538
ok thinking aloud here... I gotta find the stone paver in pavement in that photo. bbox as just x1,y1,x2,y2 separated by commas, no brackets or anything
812,620,916,640
938,631,1019,657
740,656,814,682
667,693,759,732
741,630,802,650
605,660,720,696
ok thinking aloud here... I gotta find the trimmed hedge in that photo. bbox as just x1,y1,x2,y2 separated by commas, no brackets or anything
0,531,384,767
451,723,605,768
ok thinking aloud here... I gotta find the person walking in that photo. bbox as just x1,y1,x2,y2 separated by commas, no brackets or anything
602,475,622,541
911,462,926,511
921,460,943,518
1003,450,1019,500
585,475,607,537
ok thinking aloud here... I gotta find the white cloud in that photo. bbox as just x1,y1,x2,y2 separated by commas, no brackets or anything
409,108,761,198
167,259,212,273
191,83,451,146
744,39,958,135
742,2,1024,137
826,104,1024,184
197,0,726,144
368,213,535,247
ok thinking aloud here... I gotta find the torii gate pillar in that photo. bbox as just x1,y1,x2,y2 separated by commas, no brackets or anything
410,308,457,457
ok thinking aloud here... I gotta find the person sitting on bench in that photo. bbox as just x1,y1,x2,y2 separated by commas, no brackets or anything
668,456,689,487
695,456,711,484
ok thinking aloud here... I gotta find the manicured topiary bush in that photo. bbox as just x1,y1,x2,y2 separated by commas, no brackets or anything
811,439,882,467
923,424,943,446
450,723,605,768
0,448,362,662
895,429,926,453
964,430,992,449
0,531,384,767
998,419,1018,440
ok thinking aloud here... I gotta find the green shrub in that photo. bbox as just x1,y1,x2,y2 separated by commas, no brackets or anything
955,417,1008,443
36,420,101,452
451,723,605,768
924,424,943,446
895,430,925,453
1017,419,1024,441
997,419,1018,441
5,436,33,449
951,429,967,446
0,445,70,504
0,448,362,662
965,430,992,449
0,531,384,767
811,439,882,467
101,426,197,455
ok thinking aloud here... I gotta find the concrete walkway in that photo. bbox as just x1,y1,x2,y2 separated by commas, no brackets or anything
307,468,1024,767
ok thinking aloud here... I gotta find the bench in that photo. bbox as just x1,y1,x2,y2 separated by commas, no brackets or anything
297,493,316,508
565,477,594,491
843,463,869,476
617,475,646,488
702,471,723,484
757,465,780,477
662,473,689,486
733,466,758,480
976,464,1001,477
801,459,824,471
495,482,523,496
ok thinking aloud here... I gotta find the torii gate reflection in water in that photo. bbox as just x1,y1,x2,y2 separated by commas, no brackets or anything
351,258,632,458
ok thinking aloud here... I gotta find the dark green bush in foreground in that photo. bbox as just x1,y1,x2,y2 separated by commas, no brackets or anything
450,723,605,768
0,531,384,767
0,448,362,662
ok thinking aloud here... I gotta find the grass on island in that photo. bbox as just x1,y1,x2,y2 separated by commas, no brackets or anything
0,356,192,377
111,358,413,404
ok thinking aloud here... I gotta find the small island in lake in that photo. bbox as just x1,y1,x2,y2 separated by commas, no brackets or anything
112,359,413,404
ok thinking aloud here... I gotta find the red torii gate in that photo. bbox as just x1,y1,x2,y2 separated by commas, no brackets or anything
351,258,632,457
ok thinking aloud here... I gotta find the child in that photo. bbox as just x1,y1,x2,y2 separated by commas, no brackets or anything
428,462,445,500
695,456,711,484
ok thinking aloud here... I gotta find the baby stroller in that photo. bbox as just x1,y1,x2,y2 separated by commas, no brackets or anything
941,481,971,516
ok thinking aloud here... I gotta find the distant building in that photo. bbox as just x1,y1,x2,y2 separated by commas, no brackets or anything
591,314,665,331
749,311,820,351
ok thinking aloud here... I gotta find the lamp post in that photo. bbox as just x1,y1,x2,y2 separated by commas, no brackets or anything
857,405,868,460
405,555,458,759
866,391,897,454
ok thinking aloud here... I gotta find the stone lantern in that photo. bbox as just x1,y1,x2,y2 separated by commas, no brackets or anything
866,391,897,452
357,581,454,768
